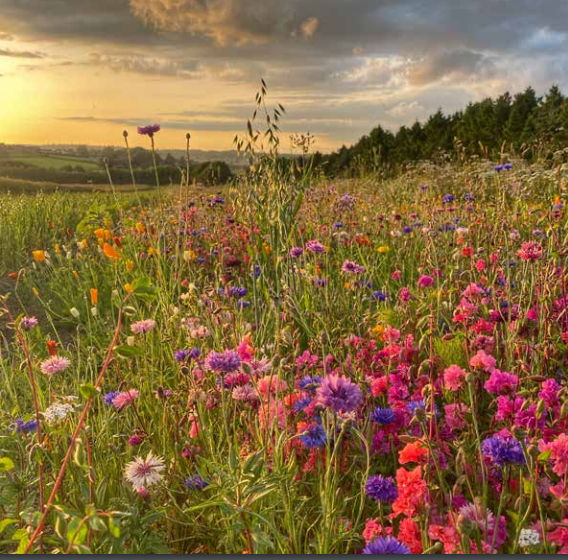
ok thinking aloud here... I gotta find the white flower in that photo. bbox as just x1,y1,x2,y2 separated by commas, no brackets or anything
124,452,165,490
518,528,540,547
43,403,75,425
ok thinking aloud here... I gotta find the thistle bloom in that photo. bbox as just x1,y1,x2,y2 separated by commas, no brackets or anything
365,474,398,503
205,350,241,373
124,452,165,489
40,356,70,376
316,374,363,413
362,537,411,554
137,124,161,137
131,319,156,334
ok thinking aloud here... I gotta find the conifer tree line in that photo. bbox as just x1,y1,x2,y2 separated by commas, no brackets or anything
319,85,568,175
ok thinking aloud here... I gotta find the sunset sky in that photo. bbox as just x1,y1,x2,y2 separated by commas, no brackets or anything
1,0,568,152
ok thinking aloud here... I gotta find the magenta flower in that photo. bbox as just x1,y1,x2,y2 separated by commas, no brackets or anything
418,275,434,288
137,124,161,137
484,369,519,395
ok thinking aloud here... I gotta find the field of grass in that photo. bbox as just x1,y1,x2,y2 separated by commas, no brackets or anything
1,156,568,553
4,154,101,171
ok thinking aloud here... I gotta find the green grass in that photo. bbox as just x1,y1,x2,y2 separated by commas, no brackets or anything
6,154,100,171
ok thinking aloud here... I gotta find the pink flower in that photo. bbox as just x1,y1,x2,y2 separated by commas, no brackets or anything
392,270,402,281
542,434,568,477
112,389,139,411
469,350,496,372
131,319,156,334
443,365,467,391
517,241,543,261
484,369,518,395
40,356,70,376
257,375,288,399
418,275,434,288
444,403,470,431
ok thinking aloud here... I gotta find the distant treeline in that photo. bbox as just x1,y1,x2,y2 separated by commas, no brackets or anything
317,85,568,176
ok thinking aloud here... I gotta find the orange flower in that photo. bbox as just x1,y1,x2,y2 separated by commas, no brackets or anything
32,250,46,263
103,243,121,260
8,272,18,279
90,288,98,306
124,283,134,293
72,270,80,279
47,340,58,356
135,222,146,234
94,228,106,240
399,440,429,465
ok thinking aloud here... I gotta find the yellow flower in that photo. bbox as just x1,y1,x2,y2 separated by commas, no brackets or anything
54,244,61,254
135,222,146,234
184,250,197,262
124,283,134,293
32,287,40,297
32,250,46,263
371,324,384,337
377,246,390,254
72,270,80,279
126,260,135,272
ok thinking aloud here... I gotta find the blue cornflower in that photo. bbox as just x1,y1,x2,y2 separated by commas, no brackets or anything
104,391,120,406
15,419,38,434
185,474,209,491
293,397,313,413
371,407,396,425
333,221,344,229
237,299,251,309
298,376,322,392
300,423,327,449
481,436,525,467
442,194,455,204
464,193,475,202
363,537,411,554
365,474,398,503
229,286,248,298
372,291,387,302
403,226,413,234
407,400,439,417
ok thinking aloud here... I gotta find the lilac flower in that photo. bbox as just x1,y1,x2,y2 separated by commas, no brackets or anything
362,537,410,554
365,474,398,503
290,247,304,257
175,348,200,363
131,319,156,334
482,435,525,467
341,260,365,274
137,124,161,137
40,356,70,377
205,350,241,373
316,374,363,413
306,240,326,253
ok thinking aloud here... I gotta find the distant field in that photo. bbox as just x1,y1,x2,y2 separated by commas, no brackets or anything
5,154,101,170
0,175,155,194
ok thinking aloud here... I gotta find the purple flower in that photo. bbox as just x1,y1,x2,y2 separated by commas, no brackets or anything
365,474,398,503
21,316,39,329
205,350,241,373
362,537,410,554
290,247,304,257
442,194,455,204
372,291,387,302
185,474,208,491
482,435,525,467
175,348,200,363
341,260,365,274
316,374,363,413
137,124,161,137
103,391,120,406
306,240,326,253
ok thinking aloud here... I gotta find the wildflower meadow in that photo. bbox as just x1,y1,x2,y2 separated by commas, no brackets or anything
2,120,568,554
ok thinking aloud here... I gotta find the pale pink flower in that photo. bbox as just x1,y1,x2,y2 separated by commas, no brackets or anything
131,319,156,334
112,389,139,411
40,356,70,376
124,451,165,489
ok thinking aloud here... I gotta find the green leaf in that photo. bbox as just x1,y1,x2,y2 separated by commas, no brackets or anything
0,457,15,472
79,383,97,400
114,345,142,358
0,518,18,536
67,517,88,546
537,450,552,462
108,517,121,538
